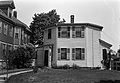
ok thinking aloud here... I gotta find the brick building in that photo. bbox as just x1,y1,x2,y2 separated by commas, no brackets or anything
0,0,31,63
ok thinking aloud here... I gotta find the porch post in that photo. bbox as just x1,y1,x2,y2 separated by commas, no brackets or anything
49,48,51,67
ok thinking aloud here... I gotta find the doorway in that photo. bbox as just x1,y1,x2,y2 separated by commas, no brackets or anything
103,49,107,60
44,50,49,67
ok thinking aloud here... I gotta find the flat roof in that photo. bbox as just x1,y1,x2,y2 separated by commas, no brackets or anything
55,23,103,31
0,1,15,9
99,39,112,49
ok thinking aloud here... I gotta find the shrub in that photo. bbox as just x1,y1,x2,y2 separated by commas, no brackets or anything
62,64,70,69
52,64,70,69
72,64,80,69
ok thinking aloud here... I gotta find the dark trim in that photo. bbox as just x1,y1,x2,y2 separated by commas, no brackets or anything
56,23,103,31
99,39,112,48
36,44,54,49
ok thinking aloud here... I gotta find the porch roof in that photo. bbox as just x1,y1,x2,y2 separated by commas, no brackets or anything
99,39,112,49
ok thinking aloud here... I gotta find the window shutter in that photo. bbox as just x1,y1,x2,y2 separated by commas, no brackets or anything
81,48,85,60
72,48,75,60
58,48,61,60
72,26,75,38
0,22,2,33
81,31,84,38
67,48,70,60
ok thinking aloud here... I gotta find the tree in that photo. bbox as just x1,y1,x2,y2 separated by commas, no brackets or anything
101,49,112,70
8,44,35,69
30,9,60,45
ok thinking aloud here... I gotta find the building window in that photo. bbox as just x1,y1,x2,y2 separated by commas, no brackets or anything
58,48,70,60
9,25,13,37
72,48,85,60
15,33,18,39
3,23,8,35
21,30,24,43
48,29,52,39
0,21,2,33
24,34,27,44
28,35,30,43
15,28,19,39
9,12,12,18
2,44,6,56
8,45,12,54
58,26,70,38
72,26,85,38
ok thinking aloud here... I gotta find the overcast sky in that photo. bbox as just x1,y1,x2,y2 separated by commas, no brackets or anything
1,0,120,51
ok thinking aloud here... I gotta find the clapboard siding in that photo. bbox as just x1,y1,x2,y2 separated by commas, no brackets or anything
44,27,57,66
86,28,93,67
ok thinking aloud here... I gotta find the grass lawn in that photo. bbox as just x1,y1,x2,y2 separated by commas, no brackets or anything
6,68,120,83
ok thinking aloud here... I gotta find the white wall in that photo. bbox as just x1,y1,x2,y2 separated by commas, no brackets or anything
56,27,87,67
86,27,102,67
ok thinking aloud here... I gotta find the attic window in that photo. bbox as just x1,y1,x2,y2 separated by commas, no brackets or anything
9,12,12,18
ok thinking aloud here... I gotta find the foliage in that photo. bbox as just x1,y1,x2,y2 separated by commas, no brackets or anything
101,50,112,70
72,64,80,69
52,64,70,69
8,44,35,69
30,9,60,45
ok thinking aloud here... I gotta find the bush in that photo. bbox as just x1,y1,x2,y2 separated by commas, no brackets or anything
62,64,70,69
52,64,70,69
72,64,80,69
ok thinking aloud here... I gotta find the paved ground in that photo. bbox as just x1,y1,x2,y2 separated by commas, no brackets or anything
0,69,32,83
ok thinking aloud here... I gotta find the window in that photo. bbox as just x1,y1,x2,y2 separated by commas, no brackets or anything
28,35,30,43
3,23,8,35
58,48,70,60
9,25,13,37
24,34,27,43
72,48,85,60
0,21,2,33
15,33,18,39
15,28,19,39
8,45,12,54
9,12,12,18
2,44,6,56
22,30,24,43
48,29,52,39
58,26,70,38
72,26,85,38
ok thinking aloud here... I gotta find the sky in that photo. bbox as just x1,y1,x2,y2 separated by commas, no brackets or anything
1,0,120,51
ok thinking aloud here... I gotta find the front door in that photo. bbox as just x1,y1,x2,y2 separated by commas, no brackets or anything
44,50,49,67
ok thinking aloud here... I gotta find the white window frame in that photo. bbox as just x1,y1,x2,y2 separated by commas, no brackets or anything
15,28,19,39
58,26,70,38
0,21,2,33
58,48,70,60
3,23,8,35
72,48,85,60
72,26,85,38
2,43,7,56
9,25,13,37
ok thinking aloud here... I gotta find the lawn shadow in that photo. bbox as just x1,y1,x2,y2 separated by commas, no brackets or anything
95,80,120,83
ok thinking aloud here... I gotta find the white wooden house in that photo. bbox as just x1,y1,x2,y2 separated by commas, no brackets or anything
37,15,112,68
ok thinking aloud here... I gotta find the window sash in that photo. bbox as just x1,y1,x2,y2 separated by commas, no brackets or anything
72,48,85,60
58,27,70,38
48,29,52,39
15,33,19,39
4,24,8,35
2,44,6,55
0,22,2,33
58,48,70,60
72,26,85,38
9,26,13,37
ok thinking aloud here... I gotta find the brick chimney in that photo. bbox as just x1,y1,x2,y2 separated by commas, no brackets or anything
13,11,17,18
70,15,74,23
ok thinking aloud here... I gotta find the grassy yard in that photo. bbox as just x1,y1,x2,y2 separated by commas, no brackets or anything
6,68,120,83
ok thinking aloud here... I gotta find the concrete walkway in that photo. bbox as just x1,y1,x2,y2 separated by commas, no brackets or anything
0,69,33,83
